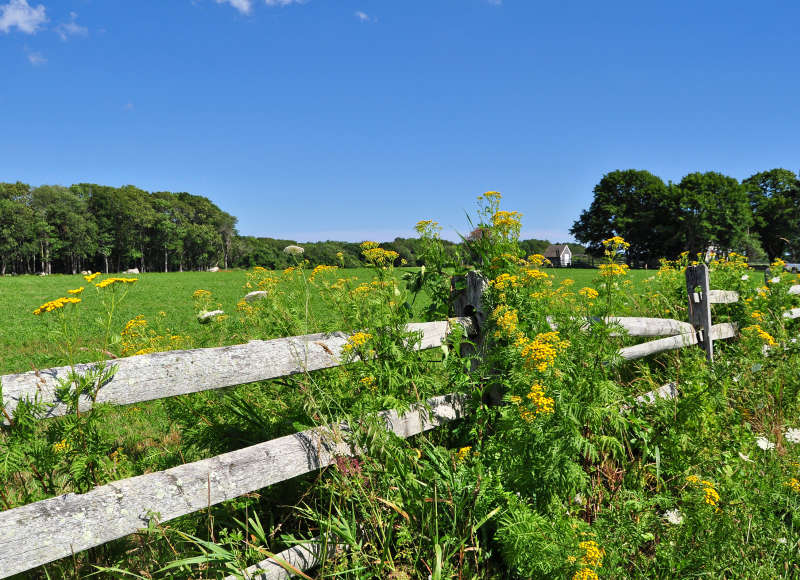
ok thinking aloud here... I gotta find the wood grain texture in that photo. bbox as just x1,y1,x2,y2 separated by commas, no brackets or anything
1,319,473,424
223,536,340,580
618,323,737,361
605,317,695,337
705,290,739,303
686,264,714,361
0,392,469,578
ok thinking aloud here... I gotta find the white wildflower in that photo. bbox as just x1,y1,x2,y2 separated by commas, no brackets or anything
283,245,304,255
574,493,585,506
243,290,268,303
662,509,684,525
738,452,754,463
777,537,788,544
785,428,800,444
741,274,749,280
771,277,781,283
756,436,775,451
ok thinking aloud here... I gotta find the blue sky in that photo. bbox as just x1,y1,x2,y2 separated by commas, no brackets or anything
2,0,799,243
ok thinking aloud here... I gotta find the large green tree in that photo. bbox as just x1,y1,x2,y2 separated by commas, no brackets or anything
570,170,681,264
743,168,800,260
675,172,752,257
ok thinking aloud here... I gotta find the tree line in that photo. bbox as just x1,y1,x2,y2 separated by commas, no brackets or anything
0,181,582,275
570,168,800,265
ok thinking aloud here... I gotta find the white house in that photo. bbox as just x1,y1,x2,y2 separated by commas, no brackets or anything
543,244,572,267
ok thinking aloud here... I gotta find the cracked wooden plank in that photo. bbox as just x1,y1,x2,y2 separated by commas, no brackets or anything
1,319,473,424
0,392,469,578
618,323,737,361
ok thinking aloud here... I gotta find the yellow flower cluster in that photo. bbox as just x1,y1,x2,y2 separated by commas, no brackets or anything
578,540,604,568
573,569,598,580
95,277,138,289
512,383,555,421
491,273,520,291
492,304,520,339
456,446,472,462
83,272,100,283
527,254,548,267
351,280,391,297
491,210,523,230
33,296,82,315
360,376,375,388
343,331,373,353
709,251,749,270
750,311,763,320
518,331,569,372
579,287,599,299
362,245,400,266
480,190,502,202
686,475,720,508
521,267,549,283
571,540,603,580
560,278,574,287
786,478,800,493
67,287,84,294
743,324,777,347
602,236,630,249
122,315,147,334
53,439,71,453
310,264,338,280
193,289,212,299
772,258,787,269
598,263,629,277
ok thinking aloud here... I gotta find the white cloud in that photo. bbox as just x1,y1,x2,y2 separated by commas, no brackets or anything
216,0,252,14
27,50,45,65
55,11,87,40
264,0,306,6
0,0,46,34
354,10,375,23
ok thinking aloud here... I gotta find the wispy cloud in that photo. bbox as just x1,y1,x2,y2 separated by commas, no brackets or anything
354,10,375,23
216,0,252,14
55,11,87,40
264,0,307,6
123,102,134,112
0,0,46,34
27,50,46,65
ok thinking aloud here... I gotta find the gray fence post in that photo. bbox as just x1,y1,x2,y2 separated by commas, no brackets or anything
686,263,714,362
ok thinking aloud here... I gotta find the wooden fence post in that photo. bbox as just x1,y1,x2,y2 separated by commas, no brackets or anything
451,270,494,400
686,263,714,362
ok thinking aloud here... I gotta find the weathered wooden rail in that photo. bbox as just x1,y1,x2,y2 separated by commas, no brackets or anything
0,318,476,578
1,267,797,578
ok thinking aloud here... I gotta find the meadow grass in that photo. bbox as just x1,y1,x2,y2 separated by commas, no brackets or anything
0,267,430,375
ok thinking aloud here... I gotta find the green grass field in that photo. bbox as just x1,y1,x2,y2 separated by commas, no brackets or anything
0,266,653,375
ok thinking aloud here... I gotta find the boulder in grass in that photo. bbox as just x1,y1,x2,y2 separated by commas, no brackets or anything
197,309,225,324
244,290,268,303
125,268,140,274
81,270,91,275
208,266,220,272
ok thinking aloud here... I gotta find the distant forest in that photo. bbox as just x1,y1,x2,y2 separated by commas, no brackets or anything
0,182,582,275
571,168,800,265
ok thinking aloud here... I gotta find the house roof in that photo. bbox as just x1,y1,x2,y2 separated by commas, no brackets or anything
543,244,570,258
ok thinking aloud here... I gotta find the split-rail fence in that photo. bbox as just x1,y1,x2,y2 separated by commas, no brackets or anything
1,265,798,579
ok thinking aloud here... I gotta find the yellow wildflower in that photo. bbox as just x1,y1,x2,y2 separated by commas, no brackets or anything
310,264,338,280
786,478,800,493
83,272,100,283
343,331,373,353
95,277,138,288
192,289,212,299
53,439,71,453
579,287,599,299
573,568,598,580
67,287,84,294
33,296,82,315
456,446,472,462
602,236,630,250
